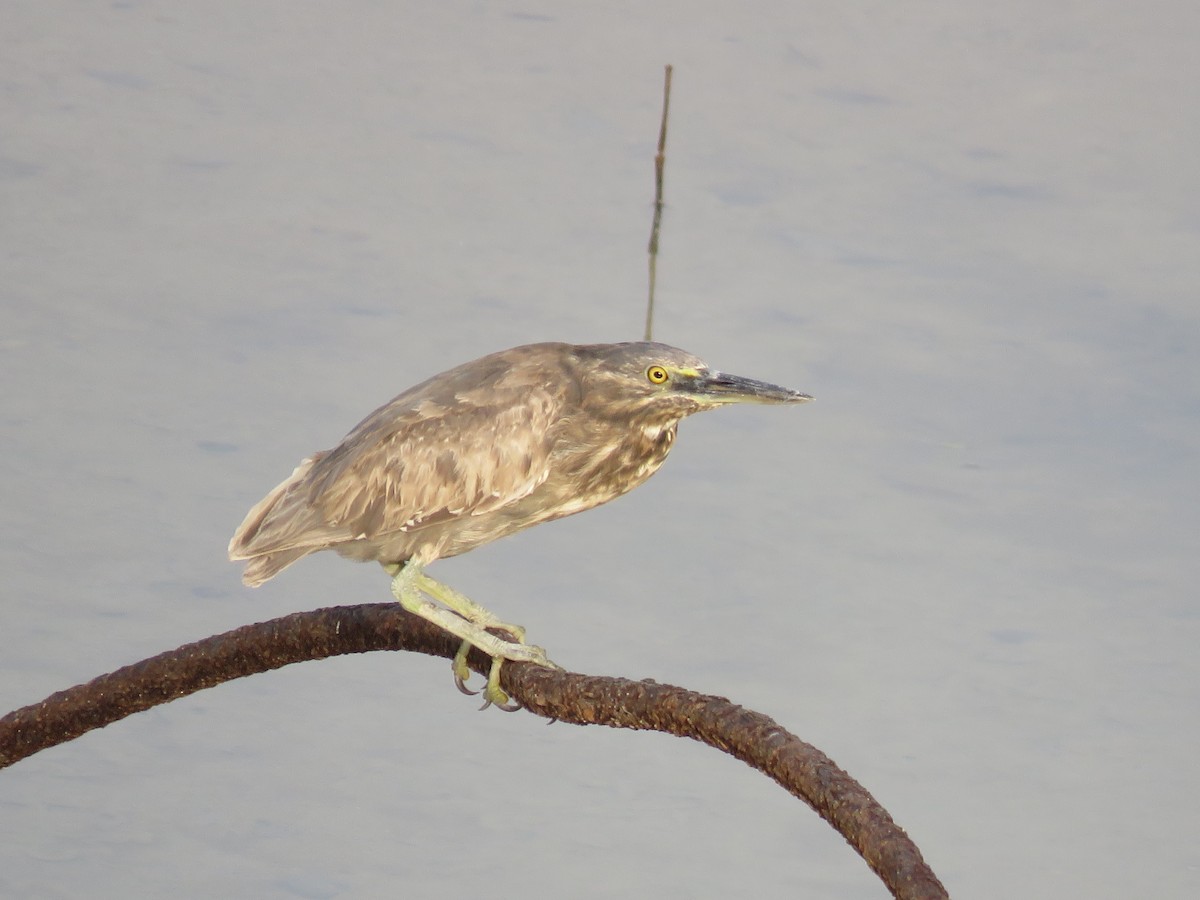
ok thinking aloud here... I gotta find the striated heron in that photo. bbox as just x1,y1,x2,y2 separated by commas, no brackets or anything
229,341,810,709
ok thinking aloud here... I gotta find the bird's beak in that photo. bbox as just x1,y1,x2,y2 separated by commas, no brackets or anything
691,371,813,405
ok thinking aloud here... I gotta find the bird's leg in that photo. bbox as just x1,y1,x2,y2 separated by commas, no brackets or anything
415,572,535,706
388,562,558,710
417,574,527,642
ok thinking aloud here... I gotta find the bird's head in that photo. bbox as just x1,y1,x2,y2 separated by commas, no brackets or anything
574,341,812,425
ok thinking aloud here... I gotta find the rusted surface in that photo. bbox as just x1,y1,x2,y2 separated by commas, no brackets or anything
0,604,442,768
1,605,948,899
507,665,948,899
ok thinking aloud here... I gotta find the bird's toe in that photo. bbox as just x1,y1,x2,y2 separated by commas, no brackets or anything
452,640,480,695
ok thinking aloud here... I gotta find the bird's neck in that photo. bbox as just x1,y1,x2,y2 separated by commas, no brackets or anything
548,415,679,515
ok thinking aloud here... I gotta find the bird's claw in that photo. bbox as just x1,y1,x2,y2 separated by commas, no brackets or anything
455,668,520,710
452,640,479,694
451,635,558,711
454,663,523,711
479,688,522,713
454,671,481,696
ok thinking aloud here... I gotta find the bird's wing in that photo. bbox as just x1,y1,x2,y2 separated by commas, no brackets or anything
293,383,564,545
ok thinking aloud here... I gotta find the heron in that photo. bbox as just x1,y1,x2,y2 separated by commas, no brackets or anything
229,341,810,709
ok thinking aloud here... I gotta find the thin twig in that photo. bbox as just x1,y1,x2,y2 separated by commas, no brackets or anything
645,63,673,342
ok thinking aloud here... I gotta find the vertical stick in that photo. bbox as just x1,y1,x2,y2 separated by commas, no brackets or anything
645,64,673,342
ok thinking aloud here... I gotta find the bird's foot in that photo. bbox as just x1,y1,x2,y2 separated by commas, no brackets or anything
478,657,523,712
452,637,560,711
390,563,558,710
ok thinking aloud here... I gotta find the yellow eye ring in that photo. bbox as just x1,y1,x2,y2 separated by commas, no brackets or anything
646,365,669,384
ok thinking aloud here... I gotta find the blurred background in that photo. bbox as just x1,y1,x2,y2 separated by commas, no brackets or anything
2,2,1197,897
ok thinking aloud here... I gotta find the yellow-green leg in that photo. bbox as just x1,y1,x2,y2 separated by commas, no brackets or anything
387,562,558,710
416,574,525,706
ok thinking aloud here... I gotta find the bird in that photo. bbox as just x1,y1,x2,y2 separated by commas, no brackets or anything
229,341,811,709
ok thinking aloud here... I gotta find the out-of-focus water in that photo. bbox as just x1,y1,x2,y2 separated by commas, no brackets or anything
2,4,1197,898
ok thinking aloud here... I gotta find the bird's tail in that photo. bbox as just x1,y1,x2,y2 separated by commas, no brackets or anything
235,546,314,588
228,455,322,587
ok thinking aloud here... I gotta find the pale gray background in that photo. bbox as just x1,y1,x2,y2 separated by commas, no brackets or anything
2,2,1198,898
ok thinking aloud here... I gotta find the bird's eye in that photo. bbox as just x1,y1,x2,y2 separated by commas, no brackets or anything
646,365,669,384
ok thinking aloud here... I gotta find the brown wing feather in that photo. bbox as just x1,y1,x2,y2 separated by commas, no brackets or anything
310,388,562,538
229,346,570,585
